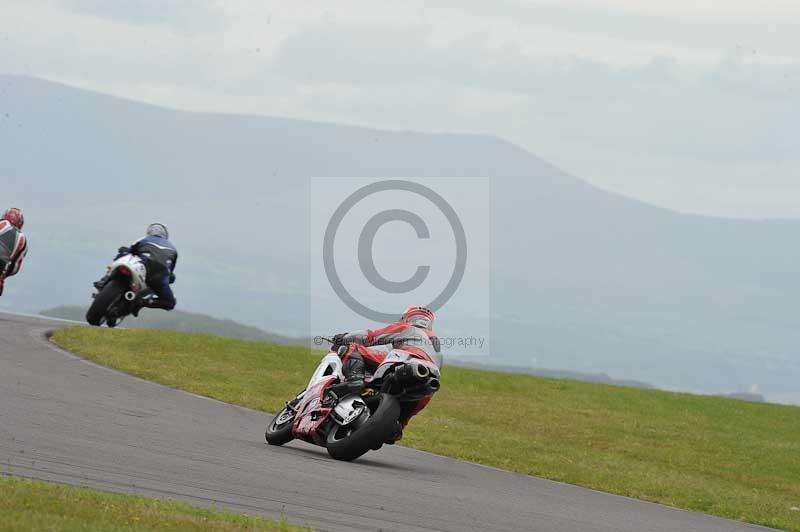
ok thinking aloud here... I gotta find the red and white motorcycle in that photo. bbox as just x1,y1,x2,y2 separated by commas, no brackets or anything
265,340,441,461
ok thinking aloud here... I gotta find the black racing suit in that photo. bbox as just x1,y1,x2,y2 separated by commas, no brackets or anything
116,235,178,310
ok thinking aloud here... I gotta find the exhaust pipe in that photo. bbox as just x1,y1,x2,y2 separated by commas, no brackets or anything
396,361,432,385
124,291,137,301
412,362,430,380
428,378,441,391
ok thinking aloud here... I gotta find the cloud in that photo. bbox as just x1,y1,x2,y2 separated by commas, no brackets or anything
2,0,799,218
270,25,800,165
57,0,228,32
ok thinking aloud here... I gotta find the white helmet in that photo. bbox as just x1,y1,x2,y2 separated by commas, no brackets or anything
401,306,435,329
146,223,169,239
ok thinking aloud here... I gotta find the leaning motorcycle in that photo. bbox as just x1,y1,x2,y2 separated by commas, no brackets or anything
265,342,441,461
86,253,148,327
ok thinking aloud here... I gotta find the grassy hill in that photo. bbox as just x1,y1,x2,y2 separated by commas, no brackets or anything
41,305,302,345
41,306,665,390
52,327,800,531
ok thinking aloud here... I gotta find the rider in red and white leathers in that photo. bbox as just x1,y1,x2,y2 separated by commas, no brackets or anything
0,208,28,297
330,306,441,439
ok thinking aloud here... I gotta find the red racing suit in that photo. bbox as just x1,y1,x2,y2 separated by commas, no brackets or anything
339,322,441,426
0,220,28,296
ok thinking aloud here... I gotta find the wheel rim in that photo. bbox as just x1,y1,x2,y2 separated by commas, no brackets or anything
271,407,295,429
329,407,370,442
329,424,355,442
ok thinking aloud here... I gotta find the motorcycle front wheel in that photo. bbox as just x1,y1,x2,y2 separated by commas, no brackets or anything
326,393,401,462
265,404,296,446
86,279,126,326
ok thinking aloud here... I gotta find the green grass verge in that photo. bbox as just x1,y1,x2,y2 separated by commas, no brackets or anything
0,475,306,532
52,327,800,531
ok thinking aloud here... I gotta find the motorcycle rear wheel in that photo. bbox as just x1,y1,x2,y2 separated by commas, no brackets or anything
326,393,401,462
86,279,126,326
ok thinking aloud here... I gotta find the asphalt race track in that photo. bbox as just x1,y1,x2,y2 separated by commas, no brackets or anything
0,313,772,531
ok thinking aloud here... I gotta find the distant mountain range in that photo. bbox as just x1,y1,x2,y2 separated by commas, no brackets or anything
3,74,799,402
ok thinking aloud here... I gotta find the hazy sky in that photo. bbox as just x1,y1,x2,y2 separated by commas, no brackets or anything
3,0,799,218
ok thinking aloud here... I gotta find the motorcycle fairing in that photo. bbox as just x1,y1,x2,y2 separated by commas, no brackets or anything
108,254,148,292
292,374,336,445
372,349,441,382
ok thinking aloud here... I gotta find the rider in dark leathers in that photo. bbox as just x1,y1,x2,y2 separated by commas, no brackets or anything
95,223,178,314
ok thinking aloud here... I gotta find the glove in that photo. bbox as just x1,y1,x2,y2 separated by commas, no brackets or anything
331,333,348,349
117,246,131,255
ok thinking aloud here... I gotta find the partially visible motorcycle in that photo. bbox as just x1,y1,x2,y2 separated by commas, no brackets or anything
86,253,150,327
266,339,441,461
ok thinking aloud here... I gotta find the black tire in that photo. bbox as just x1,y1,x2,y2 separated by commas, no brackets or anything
86,279,126,326
265,405,296,446
326,393,401,462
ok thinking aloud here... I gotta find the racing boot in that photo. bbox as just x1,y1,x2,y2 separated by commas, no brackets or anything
132,289,171,317
129,291,153,318
329,350,366,398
